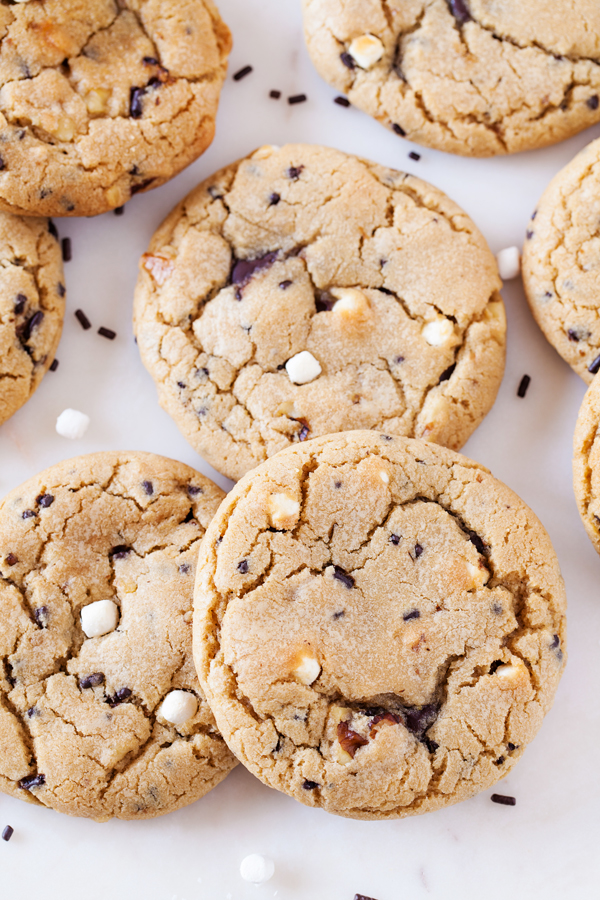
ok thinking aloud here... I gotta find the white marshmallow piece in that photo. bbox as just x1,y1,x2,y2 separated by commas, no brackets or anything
285,351,322,385
293,653,321,686
81,599,119,638
422,318,454,347
56,408,90,440
496,246,521,281
240,855,275,885
159,690,198,725
348,34,384,70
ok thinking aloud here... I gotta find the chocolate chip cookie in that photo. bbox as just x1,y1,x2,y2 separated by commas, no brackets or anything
0,451,237,821
573,376,600,554
523,138,600,383
193,431,566,820
0,0,231,217
0,212,64,426
134,144,505,482
302,0,600,157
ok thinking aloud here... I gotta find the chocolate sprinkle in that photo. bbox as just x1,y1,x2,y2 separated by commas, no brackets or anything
587,95,599,110
447,0,472,23
61,237,72,262
334,96,350,107
19,774,45,791
142,480,154,496
491,793,516,806
588,353,600,375
517,374,531,398
403,609,421,621
288,93,307,105
75,309,91,330
392,123,406,136
269,90,281,99
340,52,356,69
98,327,116,340
80,673,105,689
237,559,249,574
302,780,319,790
408,151,421,161
2,826,14,842
114,206,124,216
49,359,59,372
233,65,253,81
333,566,355,589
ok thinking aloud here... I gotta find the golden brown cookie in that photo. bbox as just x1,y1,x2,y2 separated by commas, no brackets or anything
573,375,600,554
0,212,64,426
134,144,505,482
0,0,231,217
194,431,566,820
523,138,600,383
0,451,237,821
302,0,600,157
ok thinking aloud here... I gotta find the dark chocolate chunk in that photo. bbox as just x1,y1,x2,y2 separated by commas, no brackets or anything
315,291,336,312
288,93,307,105
489,660,504,674
340,52,356,69
143,56,159,66
107,687,132,707
526,229,534,240
14,293,26,315
380,434,393,441
18,311,44,344
354,895,378,900
494,756,505,766
287,165,304,180
131,178,154,196
567,328,582,341
588,353,600,375
237,559,249,574
5,553,18,566
231,251,278,290
34,606,49,628
49,358,59,372
392,123,406,136
447,0,472,23
333,610,345,620
26,707,37,718
179,563,191,575
302,780,319,790
142,480,154,496
269,90,281,99
98,327,116,340
517,374,531,398
467,529,489,556
507,742,517,752
57,282,66,298
61,237,72,262
550,634,560,650
408,151,421,161
587,95,599,110
333,566,355,589
337,722,368,758
19,774,45,791
334,480,342,488
438,363,456,383
297,421,310,442
2,826,14,842
390,533,401,545
109,545,131,560
129,86,145,118
22,509,35,519
414,543,423,558
424,738,439,754
80,673,104,689
114,206,124,216
233,65,253,81
269,192,280,206
334,96,350,107
36,494,54,508
403,703,438,739
403,609,420,621
75,309,91,330
279,280,292,290
491,793,516,806
48,219,59,238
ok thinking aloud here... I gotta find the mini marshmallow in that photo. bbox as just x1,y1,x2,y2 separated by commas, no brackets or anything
80,599,119,638
240,855,275,885
293,653,321,685
56,408,90,440
268,492,300,529
496,246,521,281
348,34,384,69
285,351,322,384
159,690,198,725
422,318,454,347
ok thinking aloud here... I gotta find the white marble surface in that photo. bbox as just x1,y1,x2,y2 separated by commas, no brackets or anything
1,2,600,898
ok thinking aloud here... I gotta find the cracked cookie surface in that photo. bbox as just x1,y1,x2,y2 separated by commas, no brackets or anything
523,138,600,383
134,143,505,482
193,431,566,820
302,0,600,157
573,376,600,555
0,0,231,217
0,451,237,821
0,211,64,426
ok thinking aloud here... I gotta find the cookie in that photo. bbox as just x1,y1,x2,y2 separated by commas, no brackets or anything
0,212,65,427
523,138,600,383
134,143,505,482
0,451,237,821
301,0,600,157
0,0,231,217
573,376,600,554
193,431,567,821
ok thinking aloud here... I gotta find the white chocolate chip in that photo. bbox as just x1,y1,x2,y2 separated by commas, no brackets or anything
276,400,298,418
285,351,322,384
292,653,321,685
495,661,527,690
348,34,384,69
268,492,300,529
496,246,521,281
56,409,90,440
379,470,390,484
159,690,198,725
330,287,370,321
240,855,275,885
80,600,119,638
85,88,111,115
466,561,489,589
422,318,454,347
